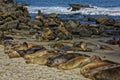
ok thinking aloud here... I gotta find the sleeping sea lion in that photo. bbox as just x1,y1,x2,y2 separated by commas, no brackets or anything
25,51,59,65
80,58,117,79
8,45,46,58
91,65,120,80
46,53,82,67
74,41,92,52
24,50,55,60
57,56,89,70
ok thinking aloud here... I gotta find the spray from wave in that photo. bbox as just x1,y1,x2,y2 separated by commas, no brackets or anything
27,6,120,16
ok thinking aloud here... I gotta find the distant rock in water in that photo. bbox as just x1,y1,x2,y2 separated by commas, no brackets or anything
68,4,93,11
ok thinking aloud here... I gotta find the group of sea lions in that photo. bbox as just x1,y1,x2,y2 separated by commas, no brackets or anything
1,35,120,80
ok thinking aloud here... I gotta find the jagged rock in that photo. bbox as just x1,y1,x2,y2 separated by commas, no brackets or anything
104,18,115,26
69,4,93,11
114,21,120,27
28,20,43,27
48,13,58,18
0,20,19,31
19,23,30,30
65,20,79,32
79,28,93,37
96,16,107,24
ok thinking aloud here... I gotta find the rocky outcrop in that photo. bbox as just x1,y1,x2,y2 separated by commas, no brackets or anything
69,4,93,11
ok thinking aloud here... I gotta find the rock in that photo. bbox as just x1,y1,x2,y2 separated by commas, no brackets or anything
19,23,30,30
79,28,93,37
96,16,107,24
28,20,43,27
90,28,100,35
114,21,120,27
43,18,58,27
0,20,19,31
86,17,96,22
104,18,115,26
69,4,93,11
65,20,79,32
48,13,58,18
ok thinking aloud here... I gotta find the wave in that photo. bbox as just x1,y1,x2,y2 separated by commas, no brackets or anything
27,6,120,16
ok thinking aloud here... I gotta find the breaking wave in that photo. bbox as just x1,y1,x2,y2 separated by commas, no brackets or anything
27,6,120,16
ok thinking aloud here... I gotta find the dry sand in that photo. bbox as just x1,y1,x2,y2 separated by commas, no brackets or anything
0,45,90,80
0,36,120,80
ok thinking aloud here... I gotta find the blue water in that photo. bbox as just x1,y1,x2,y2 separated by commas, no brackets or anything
16,0,120,20
16,0,120,7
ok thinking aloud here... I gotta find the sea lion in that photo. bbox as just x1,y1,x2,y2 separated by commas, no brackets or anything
18,42,38,50
26,51,59,65
106,37,120,45
57,56,89,70
23,50,55,60
80,64,120,80
100,44,113,50
8,45,46,58
91,65,120,80
58,22,70,36
74,41,92,52
46,53,82,67
4,40,20,54
80,55,102,68
80,59,117,78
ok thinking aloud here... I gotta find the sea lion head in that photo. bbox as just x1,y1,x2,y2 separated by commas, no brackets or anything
22,42,28,48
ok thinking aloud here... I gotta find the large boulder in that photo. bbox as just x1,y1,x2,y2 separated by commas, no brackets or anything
69,4,93,11
48,13,58,18
65,20,79,32
96,16,107,24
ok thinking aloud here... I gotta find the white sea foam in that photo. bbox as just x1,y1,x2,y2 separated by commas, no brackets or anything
27,6,120,16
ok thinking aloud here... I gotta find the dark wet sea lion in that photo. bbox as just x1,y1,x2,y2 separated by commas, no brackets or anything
25,45,46,54
106,37,120,45
0,32,13,41
57,56,89,70
46,53,82,67
8,45,46,58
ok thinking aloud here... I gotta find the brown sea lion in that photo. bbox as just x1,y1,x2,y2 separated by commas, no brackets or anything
80,59,117,79
57,56,89,70
18,42,38,50
90,65,120,80
58,22,70,36
25,51,59,65
80,55,102,68
35,10,44,20
23,50,55,60
46,53,82,67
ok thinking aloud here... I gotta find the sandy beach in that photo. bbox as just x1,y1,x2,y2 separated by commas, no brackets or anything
0,44,91,80
0,36,120,80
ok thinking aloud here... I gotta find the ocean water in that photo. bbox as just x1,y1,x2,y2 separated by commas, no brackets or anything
16,0,120,20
